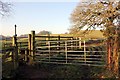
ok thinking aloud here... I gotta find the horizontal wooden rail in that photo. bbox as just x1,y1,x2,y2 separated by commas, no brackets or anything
17,36,28,38
35,35,73,38
36,49,106,53
35,39,80,42
17,42,28,43
24,31,106,67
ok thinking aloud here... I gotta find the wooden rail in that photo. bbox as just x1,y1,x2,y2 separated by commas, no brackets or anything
1,30,107,78
2,36,20,78
15,30,105,66
34,39,106,66
2,30,106,67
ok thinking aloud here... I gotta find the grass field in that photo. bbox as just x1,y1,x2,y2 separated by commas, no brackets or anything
36,30,105,39
71,30,105,39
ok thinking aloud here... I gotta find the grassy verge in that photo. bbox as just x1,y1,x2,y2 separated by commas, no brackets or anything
28,63,105,79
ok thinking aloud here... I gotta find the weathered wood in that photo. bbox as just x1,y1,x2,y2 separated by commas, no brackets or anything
46,34,50,46
57,35,60,51
28,34,32,64
29,31,35,65
28,34,31,56
31,31,35,56
24,49,28,62
12,36,18,70
31,31,106,67
70,38,74,50
75,37,78,49
79,37,81,49
48,41,51,62
35,35,73,38
84,41,86,64
65,41,67,63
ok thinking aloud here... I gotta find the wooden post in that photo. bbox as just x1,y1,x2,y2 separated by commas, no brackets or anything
79,37,81,49
48,41,50,62
12,36,18,70
30,31,35,64
71,38,74,50
75,37,78,49
28,34,31,56
58,35,60,52
46,34,50,45
24,49,27,62
65,41,67,63
28,34,31,64
84,41,86,64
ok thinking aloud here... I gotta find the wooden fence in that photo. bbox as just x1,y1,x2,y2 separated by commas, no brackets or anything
2,36,19,78
1,30,107,71
26,31,106,66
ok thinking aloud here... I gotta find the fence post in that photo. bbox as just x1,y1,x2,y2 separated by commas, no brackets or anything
46,34,50,45
57,35,60,52
75,37,78,49
30,31,35,65
79,37,81,49
65,41,67,63
28,34,31,64
24,49,28,62
28,34,31,56
12,36,18,70
48,41,51,62
84,41,86,64
71,37,74,50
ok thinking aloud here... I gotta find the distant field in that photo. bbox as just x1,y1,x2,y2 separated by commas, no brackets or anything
70,30,105,39
36,30,105,39
0,30,105,49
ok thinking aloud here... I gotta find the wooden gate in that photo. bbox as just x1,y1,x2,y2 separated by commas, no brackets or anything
35,39,106,66
26,31,107,67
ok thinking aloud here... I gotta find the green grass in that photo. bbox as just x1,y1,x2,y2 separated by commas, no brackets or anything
32,63,105,78
71,30,105,39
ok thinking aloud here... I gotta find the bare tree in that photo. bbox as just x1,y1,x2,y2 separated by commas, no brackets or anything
70,0,120,77
0,0,11,16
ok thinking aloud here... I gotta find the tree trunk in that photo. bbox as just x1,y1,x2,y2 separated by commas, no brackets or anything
112,35,119,78
107,38,112,70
